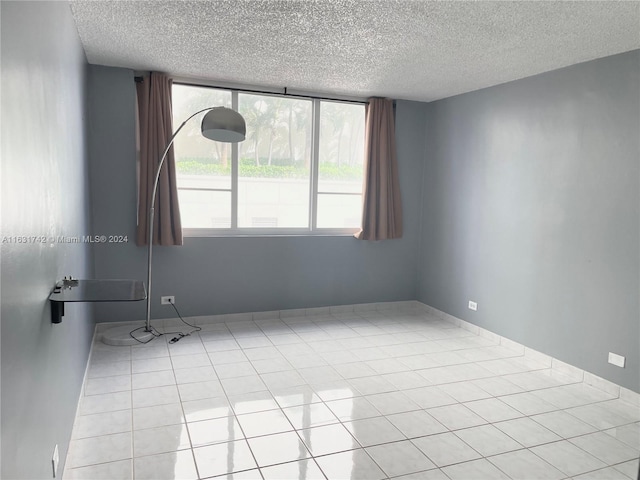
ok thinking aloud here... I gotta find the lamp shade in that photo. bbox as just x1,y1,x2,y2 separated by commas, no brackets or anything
201,107,246,143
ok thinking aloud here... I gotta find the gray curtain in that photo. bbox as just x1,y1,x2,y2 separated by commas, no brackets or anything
136,72,183,246
355,97,403,240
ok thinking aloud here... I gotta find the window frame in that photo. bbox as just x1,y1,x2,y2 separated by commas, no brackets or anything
173,81,367,237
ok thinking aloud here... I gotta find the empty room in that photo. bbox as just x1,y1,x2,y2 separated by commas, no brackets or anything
1,1,639,479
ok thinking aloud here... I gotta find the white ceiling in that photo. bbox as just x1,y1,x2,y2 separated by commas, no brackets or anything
70,1,640,102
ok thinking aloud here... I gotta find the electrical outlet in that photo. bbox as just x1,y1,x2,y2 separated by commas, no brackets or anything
52,444,59,477
468,301,478,311
161,296,175,305
608,352,625,368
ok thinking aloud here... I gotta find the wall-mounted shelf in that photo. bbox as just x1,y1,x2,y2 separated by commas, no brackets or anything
49,279,146,324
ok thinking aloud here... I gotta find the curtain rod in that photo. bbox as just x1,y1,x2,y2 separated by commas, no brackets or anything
135,76,368,105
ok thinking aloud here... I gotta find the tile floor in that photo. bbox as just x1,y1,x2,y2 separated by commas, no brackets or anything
63,309,640,480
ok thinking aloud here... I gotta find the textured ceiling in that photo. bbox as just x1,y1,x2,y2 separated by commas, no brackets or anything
70,1,640,102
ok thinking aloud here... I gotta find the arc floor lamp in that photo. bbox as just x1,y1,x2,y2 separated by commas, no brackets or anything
102,106,246,346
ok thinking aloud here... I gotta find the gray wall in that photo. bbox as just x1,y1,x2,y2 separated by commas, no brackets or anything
1,2,94,479
87,65,426,322
418,51,640,392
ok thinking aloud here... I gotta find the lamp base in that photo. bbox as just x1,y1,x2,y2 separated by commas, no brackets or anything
101,325,157,346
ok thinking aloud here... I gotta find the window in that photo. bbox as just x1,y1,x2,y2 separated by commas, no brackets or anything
172,84,365,234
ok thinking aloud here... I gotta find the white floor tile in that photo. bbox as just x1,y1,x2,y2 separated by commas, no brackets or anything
343,416,404,447
612,458,640,479
64,459,132,480
177,380,225,402
202,339,240,353
313,380,360,401
187,416,244,447
132,356,173,374
260,458,326,480
228,390,279,415
247,431,311,466
208,349,248,365
573,466,633,479
173,365,217,384
366,440,436,477
79,391,131,415
471,376,524,396
530,440,606,477
403,385,457,409
604,422,640,450
215,361,258,379
454,424,523,457
169,353,211,370
67,432,132,468
182,396,232,422
133,385,181,408
133,403,184,430
442,458,510,480
272,385,323,407
298,423,360,455
364,391,420,415
237,409,293,437
398,354,441,370
381,371,430,390
566,403,636,430
570,431,640,465
221,375,267,396
348,376,396,395
315,449,386,480
298,365,342,383
438,381,493,402
72,410,132,439
322,350,362,365
283,402,339,430
325,397,381,421
365,358,407,374
599,399,640,423
70,310,638,480
88,360,131,378
167,342,206,356
494,417,562,447
133,424,191,457
412,432,481,467
427,403,487,430
194,440,257,477
85,374,131,395
250,357,293,374
419,363,493,384
386,410,448,438
333,362,378,379
530,410,598,438
286,354,328,369
463,397,523,423
488,449,565,480
498,391,559,415
392,468,449,480
532,383,616,409
236,336,272,349
260,370,306,389
503,370,565,391
130,344,169,361
132,370,175,390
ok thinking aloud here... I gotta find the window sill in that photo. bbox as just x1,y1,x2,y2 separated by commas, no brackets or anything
183,228,360,238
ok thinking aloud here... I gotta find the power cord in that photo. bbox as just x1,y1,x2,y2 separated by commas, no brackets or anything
129,299,201,344
167,300,201,343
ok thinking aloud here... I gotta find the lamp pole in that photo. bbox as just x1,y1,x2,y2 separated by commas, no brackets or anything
144,107,240,334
